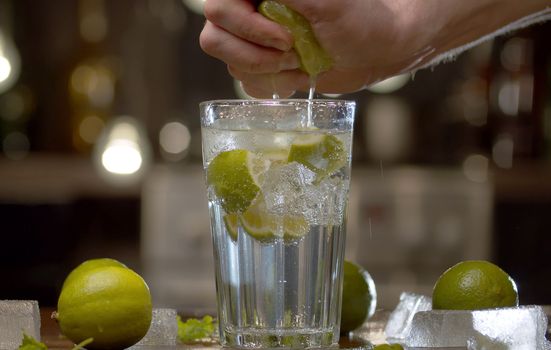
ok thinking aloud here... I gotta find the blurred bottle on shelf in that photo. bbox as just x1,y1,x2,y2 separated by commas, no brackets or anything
68,0,118,153
487,22,551,167
544,48,551,161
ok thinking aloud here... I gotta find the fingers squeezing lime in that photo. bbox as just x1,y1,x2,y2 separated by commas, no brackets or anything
258,0,332,77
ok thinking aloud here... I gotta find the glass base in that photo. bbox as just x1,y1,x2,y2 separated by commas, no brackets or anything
221,327,339,349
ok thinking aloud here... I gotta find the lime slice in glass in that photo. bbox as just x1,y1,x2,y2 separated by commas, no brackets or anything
288,134,346,181
240,197,309,243
207,149,270,213
223,213,239,241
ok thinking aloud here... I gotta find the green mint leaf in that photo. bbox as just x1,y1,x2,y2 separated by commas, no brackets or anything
177,315,216,343
18,333,47,350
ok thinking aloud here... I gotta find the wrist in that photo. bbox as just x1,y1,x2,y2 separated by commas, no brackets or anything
387,0,442,72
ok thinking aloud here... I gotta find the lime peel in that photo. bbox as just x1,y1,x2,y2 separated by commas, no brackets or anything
288,134,346,182
239,197,309,243
341,261,377,333
207,149,268,214
56,261,152,350
258,0,333,76
432,260,519,310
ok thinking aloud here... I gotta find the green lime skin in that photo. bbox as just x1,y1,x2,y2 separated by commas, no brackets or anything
57,265,152,350
62,258,127,289
432,260,519,310
258,0,333,77
207,149,261,214
340,261,377,333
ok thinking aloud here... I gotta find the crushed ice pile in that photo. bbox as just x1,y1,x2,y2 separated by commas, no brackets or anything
0,300,41,350
385,292,551,349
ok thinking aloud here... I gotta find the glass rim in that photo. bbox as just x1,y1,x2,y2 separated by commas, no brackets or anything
200,98,356,108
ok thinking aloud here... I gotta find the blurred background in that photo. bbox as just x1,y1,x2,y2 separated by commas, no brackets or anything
0,0,550,313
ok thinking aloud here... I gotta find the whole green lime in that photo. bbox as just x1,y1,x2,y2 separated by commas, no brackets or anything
432,260,518,310
56,261,152,350
340,260,377,333
62,258,127,289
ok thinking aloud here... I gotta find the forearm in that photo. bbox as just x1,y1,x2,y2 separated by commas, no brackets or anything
403,0,551,70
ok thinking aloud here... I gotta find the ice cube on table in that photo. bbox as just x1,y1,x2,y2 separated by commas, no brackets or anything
404,305,551,349
384,292,432,340
129,308,178,348
0,300,40,350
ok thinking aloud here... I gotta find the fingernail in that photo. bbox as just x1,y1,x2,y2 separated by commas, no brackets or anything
269,38,292,51
279,53,300,71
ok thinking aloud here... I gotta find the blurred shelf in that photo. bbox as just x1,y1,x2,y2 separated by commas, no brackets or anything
493,161,551,200
2,154,551,204
0,153,140,203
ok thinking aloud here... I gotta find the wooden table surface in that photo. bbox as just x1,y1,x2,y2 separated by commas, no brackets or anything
40,307,551,350
39,308,373,350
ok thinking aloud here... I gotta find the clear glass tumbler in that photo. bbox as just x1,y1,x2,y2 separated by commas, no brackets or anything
200,99,355,348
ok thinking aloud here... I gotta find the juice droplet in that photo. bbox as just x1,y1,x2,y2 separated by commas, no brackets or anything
306,76,317,127
270,74,279,99
308,76,316,101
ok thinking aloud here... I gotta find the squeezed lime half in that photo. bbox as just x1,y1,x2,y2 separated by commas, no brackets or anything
258,0,333,77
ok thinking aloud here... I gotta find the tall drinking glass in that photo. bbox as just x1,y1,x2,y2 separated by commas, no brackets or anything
200,99,355,348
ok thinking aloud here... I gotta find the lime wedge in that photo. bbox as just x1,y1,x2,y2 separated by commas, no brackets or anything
240,200,276,243
288,134,346,180
258,0,332,77
281,214,309,242
223,213,239,241
207,149,270,213
260,148,290,167
240,198,309,243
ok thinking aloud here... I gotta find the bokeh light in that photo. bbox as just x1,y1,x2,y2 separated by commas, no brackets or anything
463,154,489,183
94,116,151,184
0,56,11,83
181,0,205,15
0,31,21,94
70,63,115,108
3,131,30,160
78,114,105,144
492,134,514,169
159,121,191,161
101,139,143,175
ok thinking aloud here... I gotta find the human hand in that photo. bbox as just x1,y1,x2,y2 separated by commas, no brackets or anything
200,0,426,97
199,0,551,97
